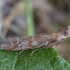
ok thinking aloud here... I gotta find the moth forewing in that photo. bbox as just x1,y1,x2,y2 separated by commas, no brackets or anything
0,26,70,51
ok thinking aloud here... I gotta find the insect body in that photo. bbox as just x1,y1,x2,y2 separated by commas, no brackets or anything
0,26,70,51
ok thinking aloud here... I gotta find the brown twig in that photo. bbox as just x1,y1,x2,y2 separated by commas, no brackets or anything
0,26,70,51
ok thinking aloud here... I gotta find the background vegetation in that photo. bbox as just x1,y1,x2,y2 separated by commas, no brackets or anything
0,0,70,69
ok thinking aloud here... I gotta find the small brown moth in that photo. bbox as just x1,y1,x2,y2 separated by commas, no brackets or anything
0,26,70,51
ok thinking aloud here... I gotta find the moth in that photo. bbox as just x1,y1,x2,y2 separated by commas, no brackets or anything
0,26,70,51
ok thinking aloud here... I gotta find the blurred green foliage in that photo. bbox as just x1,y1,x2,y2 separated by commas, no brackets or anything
25,0,34,36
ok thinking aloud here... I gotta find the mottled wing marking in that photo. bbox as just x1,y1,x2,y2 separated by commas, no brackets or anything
0,26,70,51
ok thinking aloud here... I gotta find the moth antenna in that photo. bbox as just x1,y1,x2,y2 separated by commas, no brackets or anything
67,25,70,36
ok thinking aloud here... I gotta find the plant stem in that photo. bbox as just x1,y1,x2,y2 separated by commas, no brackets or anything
25,0,34,36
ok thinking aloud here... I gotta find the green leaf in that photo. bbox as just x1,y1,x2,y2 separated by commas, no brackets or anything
0,48,70,70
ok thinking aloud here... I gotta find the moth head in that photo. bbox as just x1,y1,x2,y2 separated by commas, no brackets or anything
63,25,70,37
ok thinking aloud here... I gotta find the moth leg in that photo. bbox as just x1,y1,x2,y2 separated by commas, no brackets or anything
19,50,25,55
30,49,39,56
54,41,60,48
42,42,51,48
30,43,46,56
37,43,46,48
